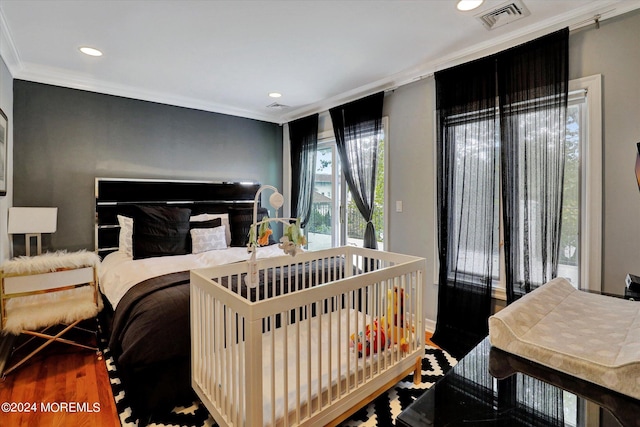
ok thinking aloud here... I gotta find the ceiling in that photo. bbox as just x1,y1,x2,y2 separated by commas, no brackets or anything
1,0,639,124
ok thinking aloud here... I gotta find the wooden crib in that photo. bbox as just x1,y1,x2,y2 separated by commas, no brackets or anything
190,246,425,427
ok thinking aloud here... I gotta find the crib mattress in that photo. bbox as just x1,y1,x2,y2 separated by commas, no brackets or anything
488,278,640,400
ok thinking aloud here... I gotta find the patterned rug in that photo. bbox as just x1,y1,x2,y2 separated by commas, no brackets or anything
102,343,456,427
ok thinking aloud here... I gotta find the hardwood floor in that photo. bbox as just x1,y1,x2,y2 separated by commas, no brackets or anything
425,330,438,349
0,335,119,427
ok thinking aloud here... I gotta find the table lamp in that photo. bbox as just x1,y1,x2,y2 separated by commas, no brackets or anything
7,207,58,257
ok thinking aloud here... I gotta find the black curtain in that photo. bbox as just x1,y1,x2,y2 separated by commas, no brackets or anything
431,56,498,359
330,92,384,249
499,29,569,303
289,114,319,228
432,29,569,358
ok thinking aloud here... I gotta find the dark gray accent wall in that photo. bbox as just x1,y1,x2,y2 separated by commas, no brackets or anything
13,80,282,254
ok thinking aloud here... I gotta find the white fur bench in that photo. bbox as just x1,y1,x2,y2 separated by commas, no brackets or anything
1,250,103,375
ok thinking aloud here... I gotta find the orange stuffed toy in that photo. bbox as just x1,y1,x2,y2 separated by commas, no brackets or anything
350,319,387,357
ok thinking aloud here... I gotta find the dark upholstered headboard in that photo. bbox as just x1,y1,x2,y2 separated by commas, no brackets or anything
95,178,260,258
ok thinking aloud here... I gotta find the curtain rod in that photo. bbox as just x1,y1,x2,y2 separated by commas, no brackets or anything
570,10,615,32
384,13,609,96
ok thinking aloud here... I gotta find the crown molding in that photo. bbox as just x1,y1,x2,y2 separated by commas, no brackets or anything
0,7,22,77
280,0,640,123
13,62,281,123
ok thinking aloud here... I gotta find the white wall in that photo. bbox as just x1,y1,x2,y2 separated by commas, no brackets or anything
382,79,438,329
0,55,13,262
568,9,640,294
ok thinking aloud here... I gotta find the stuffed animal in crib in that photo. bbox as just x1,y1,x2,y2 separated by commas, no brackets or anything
386,287,410,353
350,320,387,357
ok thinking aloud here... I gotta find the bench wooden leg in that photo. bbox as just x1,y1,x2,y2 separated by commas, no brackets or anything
3,319,99,376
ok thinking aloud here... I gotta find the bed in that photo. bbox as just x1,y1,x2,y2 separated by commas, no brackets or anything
191,246,426,427
96,178,289,421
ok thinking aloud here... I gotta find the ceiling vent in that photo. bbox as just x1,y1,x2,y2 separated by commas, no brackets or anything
266,101,290,110
475,0,531,30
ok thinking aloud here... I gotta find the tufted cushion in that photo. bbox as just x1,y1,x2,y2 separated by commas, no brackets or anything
489,278,640,400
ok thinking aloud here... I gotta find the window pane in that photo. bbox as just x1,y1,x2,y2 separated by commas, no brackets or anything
509,105,566,285
558,102,582,287
307,146,334,250
449,119,499,280
346,133,385,249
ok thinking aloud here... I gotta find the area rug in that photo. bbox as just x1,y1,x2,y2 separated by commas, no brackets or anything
102,343,456,427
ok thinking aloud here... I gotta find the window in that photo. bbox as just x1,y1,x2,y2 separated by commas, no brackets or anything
441,76,602,297
305,118,387,250
306,142,339,250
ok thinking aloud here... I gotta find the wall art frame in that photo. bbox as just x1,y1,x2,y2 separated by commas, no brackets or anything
0,108,7,196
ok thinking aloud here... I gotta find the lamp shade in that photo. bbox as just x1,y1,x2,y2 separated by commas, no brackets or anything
8,207,58,234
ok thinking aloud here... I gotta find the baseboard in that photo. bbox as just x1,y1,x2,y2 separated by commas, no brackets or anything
424,318,436,333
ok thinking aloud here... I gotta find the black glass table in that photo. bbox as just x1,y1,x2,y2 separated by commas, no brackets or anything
397,337,640,427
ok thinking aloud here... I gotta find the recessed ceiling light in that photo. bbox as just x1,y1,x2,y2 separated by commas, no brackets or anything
79,46,103,57
456,0,484,11
268,92,282,98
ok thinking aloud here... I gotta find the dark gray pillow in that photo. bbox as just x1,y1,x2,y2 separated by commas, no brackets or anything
132,205,192,259
228,207,274,247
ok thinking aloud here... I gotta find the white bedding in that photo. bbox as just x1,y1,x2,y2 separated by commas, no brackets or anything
99,245,286,308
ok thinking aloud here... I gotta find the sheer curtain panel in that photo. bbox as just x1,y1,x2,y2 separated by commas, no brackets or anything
431,57,498,359
289,114,319,228
330,92,384,249
499,28,569,303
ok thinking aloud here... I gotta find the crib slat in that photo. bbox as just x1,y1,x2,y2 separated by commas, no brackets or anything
306,302,312,420
360,287,366,387
346,291,351,394
225,305,231,420
327,299,332,405
206,292,213,399
283,311,289,427
295,311,301,424
337,294,343,399
239,316,245,427
316,299,322,413
246,317,263,427
270,313,276,426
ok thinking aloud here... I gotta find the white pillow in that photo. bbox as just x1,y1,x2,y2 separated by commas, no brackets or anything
117,215,133,257
190,213,231,246
190,226,227,254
